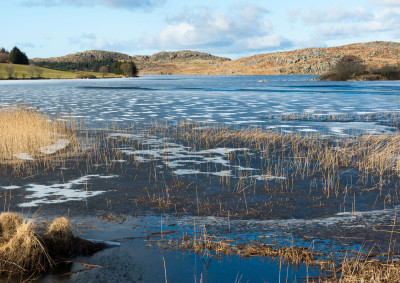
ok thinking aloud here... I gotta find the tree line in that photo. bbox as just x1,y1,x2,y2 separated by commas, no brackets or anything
0,47,29,64
34,58,138,77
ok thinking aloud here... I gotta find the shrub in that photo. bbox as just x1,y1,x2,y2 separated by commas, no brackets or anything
99,65,108,78
379,65,400,80
76,74,96,79
113,60,137,77
4,63,14,79
0,53,8,63
332,55,366,81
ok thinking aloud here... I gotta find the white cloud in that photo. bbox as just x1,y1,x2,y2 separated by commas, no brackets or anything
300,3,400,42
148,3,293,54
159,23,196,46
22,0,165,10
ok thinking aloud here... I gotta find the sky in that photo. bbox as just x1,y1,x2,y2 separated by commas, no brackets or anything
1,0,400,59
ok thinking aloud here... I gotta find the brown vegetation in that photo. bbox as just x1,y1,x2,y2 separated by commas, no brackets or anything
0,105,83,176
0,213,104,277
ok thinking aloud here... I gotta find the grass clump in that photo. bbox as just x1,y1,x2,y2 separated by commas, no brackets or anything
0,105,82,175
0,212,104,277
0,213,50,276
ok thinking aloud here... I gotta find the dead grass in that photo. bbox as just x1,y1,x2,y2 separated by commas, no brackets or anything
0,212,104,277
171,122,400,195
0,105,83,175
337,258,400,282
156,228,315,266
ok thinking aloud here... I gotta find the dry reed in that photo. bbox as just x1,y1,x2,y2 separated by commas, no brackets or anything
0,212,104,277
0,105,84,175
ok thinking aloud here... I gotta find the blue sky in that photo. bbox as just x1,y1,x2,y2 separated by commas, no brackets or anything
1,0,400,59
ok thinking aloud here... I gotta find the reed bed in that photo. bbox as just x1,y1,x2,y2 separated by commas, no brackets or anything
0,105,130,177
169,122,400,195
0,105,83,175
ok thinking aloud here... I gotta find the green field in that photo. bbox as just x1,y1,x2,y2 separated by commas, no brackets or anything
0,63,122,79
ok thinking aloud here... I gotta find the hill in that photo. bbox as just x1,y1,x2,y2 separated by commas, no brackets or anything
31,50,132,63
132,50,231,75
29,41,400,76
207,41,400,75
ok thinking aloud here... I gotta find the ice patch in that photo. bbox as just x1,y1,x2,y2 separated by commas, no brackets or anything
252,175,286,181
39,139,70,154
0,185,21,190
13,153,34,160
211,170,232,177
173,169,200,175
18,174,118,207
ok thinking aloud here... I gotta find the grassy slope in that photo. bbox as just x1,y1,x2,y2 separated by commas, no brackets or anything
0,63,121,79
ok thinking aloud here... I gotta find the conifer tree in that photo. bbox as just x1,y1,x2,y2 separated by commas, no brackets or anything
8,47,29,65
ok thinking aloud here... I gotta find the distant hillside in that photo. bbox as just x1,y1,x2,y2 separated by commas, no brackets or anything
30,42,400,75
131,50,231,75
207,41,400,75
31,50,132,63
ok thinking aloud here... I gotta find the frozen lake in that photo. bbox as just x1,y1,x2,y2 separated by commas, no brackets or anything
1,75,400,135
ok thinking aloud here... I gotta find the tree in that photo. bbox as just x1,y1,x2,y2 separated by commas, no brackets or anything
5,64,14,79
121,62,134,77
28,65,37,78
332,56,366,81
8,47,29,65
112,60,137,77
35,67,43,78
0,47,8,63
380,65,400,80
99,66,108,78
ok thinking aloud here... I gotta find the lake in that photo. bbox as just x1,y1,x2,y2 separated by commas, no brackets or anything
1,75,400,282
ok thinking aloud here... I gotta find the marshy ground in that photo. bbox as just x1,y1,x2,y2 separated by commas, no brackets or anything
1,106,400,281
1,75,400,282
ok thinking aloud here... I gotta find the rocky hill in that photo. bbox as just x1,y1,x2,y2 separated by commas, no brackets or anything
31,41,400,75
207,41,400,75
131,50,230,75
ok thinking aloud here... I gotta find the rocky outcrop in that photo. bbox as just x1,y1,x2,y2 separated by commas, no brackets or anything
131,50,230,75
207,41,400,75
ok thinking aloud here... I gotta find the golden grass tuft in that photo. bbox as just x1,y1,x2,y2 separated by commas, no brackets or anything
0,212,23,241
0,106,74,160
0,215,50,275
45,217,74,257
0,213,104,276
0,105,89,176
